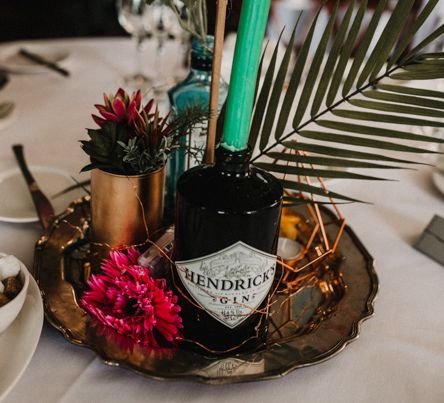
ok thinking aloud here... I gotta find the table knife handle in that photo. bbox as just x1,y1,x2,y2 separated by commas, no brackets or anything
19,49,70,77
12,144,35,185
12,144,55,231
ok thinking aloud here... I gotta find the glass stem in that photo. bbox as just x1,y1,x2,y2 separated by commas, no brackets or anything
134,35,144,77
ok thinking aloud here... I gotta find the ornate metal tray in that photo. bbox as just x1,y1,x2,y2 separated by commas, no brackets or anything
34,197,378,384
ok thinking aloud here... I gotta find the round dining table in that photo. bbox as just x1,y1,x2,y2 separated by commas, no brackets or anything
0,37,443,403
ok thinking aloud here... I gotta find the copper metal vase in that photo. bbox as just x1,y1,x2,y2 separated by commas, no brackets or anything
90,166,166,249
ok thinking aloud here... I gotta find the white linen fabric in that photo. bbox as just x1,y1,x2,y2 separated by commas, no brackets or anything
0,38,443,403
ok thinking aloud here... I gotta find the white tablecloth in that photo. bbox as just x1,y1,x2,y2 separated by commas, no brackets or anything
0,38,443,403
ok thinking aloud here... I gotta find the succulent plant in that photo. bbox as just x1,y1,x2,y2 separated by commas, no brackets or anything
81,88,207,175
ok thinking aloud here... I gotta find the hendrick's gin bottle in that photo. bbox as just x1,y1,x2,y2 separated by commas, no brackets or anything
173,146,283,353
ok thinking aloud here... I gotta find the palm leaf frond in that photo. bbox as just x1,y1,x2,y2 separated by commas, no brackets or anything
282,141,428,165
281,180,365,203
311,0,355,116
292,2,338,128
361,0,415,83
249,30,283,150
259,23,299,150
387,0,440,67
342,0,387,96
326,0,367,106
363,90,444,110
243,0,444,203
375,83,444,99
265,152,409,170
273,6,322,141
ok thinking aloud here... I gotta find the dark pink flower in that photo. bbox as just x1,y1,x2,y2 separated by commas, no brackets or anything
91,88,154,138
80,248,182,348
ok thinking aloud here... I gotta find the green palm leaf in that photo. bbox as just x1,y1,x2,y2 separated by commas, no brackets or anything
326,0,367,106
401,24,444,62
348,99,444,118
375,84,444,99
259,23,299,150
249,30,283,150
365,0,416,82
265,152,407,169
298,130,438,153
363,90,444,110
387,0,440,67
282,141,430,165
281,180,364,203
311,0,355,116
241,0,444,203
317,119,444,143
342,0,387,96
274,7,322,140
390,70,444,80
332,110,444,128
254,162,390,181
292,2,338,128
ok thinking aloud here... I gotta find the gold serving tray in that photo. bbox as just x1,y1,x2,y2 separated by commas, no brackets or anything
34,197,378,384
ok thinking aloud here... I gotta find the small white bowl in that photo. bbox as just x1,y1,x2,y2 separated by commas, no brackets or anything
0,256,30,334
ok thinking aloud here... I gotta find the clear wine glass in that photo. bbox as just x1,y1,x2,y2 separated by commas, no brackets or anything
146,0,176,52
117,0,152,90
144,0,184,97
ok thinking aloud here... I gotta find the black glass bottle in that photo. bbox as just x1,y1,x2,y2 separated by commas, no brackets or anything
173,146,283,354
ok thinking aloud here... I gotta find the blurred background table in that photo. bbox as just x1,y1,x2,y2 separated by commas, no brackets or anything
0,37,443,403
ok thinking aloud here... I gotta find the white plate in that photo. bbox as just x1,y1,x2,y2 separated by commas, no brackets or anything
0,45,70,74
0,275,43,402
0,165,84,223
432,170,444,196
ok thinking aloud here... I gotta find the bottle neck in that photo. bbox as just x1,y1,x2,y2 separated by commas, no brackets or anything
191,55,212,72
215,146,252,177
190,36,213,72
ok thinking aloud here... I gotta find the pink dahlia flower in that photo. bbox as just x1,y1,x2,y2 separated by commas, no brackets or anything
80,248,182,347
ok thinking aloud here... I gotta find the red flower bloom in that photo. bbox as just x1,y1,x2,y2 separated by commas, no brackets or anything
91,88,154,137
80,248,182,347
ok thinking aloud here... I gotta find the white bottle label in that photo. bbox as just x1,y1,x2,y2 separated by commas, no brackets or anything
176,241,277,329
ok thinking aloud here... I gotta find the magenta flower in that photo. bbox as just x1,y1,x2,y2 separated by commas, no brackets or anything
80,248,182,347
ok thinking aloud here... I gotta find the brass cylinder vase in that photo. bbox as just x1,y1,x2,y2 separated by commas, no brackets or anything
90,166,166,249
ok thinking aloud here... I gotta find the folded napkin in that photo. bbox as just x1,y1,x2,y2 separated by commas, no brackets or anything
414,215,444,266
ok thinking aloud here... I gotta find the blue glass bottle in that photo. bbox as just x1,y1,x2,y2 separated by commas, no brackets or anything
166,36,228,221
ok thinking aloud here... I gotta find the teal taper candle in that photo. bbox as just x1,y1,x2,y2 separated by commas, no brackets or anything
221,0,271,151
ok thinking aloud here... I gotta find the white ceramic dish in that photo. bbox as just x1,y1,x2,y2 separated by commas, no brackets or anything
0,274,43,402
0,257,29,334
0,44,69,74
0,165,84,223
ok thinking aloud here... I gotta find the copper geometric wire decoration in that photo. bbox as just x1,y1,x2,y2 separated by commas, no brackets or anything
267,145,347,339
275,146,346,283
